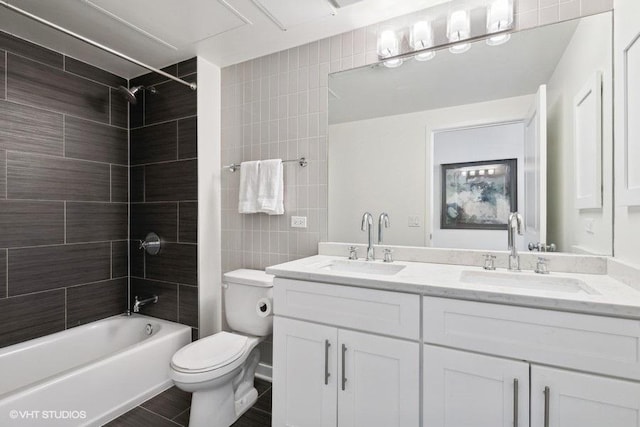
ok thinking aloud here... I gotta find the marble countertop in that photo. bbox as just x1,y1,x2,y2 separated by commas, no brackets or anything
266,255,640,320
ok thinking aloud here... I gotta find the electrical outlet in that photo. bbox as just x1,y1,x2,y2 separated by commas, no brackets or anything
291,216,307,228
408,215,421,227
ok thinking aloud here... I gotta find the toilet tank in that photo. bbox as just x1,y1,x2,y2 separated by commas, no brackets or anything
223,269,274,336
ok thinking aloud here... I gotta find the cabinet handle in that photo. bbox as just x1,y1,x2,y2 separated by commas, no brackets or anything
513,378,519,427
341,344,347,391
544,386,550,427
324,340,331,385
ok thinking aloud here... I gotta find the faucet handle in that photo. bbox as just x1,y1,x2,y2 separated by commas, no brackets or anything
383,248,393,263
348,246,358,260
483,254,497,270
535,257,550,274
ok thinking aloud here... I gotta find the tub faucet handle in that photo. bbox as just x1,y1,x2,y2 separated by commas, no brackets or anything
483,254,497,270
348,246,358,260
535,257,550,275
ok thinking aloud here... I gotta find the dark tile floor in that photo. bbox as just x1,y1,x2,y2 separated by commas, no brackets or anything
104,378,272,427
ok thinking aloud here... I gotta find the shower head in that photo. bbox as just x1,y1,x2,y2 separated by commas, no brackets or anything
117,85,157,105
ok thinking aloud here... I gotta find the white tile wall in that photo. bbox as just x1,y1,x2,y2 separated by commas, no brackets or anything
220,0,612,274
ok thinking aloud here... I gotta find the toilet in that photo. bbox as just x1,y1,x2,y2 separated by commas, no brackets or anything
170,269,274,427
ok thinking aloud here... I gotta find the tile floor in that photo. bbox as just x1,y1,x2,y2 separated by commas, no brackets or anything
104,378,272,427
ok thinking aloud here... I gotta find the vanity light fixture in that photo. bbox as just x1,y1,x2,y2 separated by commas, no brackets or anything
410,20,436,61
447,9,471,54
377,29,403,68
486,0,513,46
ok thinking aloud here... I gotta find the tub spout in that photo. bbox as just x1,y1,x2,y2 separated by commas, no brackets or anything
133,295,158,313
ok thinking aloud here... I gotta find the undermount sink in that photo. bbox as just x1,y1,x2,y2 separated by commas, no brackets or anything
460,270,600,295
318,260,406,276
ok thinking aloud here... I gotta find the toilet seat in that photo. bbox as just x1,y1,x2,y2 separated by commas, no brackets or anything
171,332,248,374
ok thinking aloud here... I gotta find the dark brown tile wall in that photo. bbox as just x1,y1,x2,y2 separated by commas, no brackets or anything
129,59,199,338
0,30,129,349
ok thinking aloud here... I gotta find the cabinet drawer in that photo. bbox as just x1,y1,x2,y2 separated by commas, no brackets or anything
274,278,420,340
423,296,640,380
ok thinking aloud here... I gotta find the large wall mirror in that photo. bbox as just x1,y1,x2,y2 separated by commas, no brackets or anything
327,12,613,255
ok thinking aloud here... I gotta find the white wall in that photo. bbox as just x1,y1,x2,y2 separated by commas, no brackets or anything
197,57,222,337
432,122,525,250
546,12,613,255
328,95,533,248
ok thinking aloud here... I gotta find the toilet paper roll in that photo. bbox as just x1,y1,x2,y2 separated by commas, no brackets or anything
256,298,273,317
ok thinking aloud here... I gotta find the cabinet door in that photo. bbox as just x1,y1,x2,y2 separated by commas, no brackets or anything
272,317,337,427
424,345,530,427
337,330,419,427
531,365,640,427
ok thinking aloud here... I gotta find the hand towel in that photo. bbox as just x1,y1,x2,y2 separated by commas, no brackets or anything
257,159,284,215
238,161,260,214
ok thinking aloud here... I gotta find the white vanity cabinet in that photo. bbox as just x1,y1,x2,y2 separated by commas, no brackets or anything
272,279,421,427
423,296,640,427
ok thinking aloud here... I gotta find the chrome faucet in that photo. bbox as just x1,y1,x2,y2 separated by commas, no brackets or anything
133,295,158,313
507,212,524,271
378,212,390,244
361,212,374,261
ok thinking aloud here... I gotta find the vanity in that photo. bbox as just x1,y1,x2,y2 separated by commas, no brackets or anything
266,249,640,427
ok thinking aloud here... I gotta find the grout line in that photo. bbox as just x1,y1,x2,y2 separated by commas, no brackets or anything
5,250,8,298
130,114,198,131
6,148,127,168
172,408,190,424
130,157,198,168
109,164,112,202
110,241,113,279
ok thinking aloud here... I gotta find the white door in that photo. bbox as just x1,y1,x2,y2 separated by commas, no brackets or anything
337,330,419,427
531,365,640,427
423,345,530,427
272,317,337,427
523,85,547,247
615,0,640,206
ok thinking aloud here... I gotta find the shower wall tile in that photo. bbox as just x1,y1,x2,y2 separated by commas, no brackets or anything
145,159,197,202
131,121,178,165
129,58,198,332
66,202,128,243
0,50,5,99
66,278,127,327
111,165,129,203
7,54,110,123
8,243,111,296
0,249,6,298
179,202,198,243
178,117,197,159
64,56,127,88
64,116,128,165
7,152,111,201
130,278,178,322
0,31,63,69
0,290,65,348
131,202,178,242
0,31,129,350
112,241,128,279
143,76,197,126
130,166,145,202
0,201,64,248
0,100,63,156
178,285,198,328
110,87,129,128
145,243,197,285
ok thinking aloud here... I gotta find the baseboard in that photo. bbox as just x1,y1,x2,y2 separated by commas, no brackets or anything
255,362,272,382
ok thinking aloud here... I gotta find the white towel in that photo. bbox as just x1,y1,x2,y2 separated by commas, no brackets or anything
238,161,260,214
257,159,284,215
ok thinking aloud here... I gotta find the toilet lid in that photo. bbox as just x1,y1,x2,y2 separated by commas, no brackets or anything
172,332,248,372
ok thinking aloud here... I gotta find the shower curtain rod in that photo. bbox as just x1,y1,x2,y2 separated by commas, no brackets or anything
0,1,197,90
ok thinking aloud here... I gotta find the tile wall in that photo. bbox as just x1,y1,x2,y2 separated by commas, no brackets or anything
0,30,129,348
220,0,613,362
129,59,200,339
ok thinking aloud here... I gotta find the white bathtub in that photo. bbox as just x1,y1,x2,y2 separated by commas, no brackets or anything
0,314,191,426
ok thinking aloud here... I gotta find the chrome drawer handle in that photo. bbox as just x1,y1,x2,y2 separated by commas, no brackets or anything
341,344,347,391
324,340,331,385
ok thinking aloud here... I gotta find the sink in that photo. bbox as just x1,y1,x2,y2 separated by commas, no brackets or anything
318,260,406,276
460,270,600,295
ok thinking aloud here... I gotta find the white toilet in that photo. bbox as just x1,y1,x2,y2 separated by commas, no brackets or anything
170,269,274,427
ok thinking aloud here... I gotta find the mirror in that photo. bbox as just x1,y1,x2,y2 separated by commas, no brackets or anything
327,12,613,255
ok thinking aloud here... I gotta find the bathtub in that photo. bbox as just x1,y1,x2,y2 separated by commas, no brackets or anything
0,314,191,426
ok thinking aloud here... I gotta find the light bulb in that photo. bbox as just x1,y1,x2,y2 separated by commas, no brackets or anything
377,29,403,68
410,21,436,62
486,0,513,46
447,9,471,54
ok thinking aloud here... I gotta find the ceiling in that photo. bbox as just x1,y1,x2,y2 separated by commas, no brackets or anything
328,18,581,124
0,0,450,79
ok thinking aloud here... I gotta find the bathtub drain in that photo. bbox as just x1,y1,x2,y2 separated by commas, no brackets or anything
145,324,153,335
